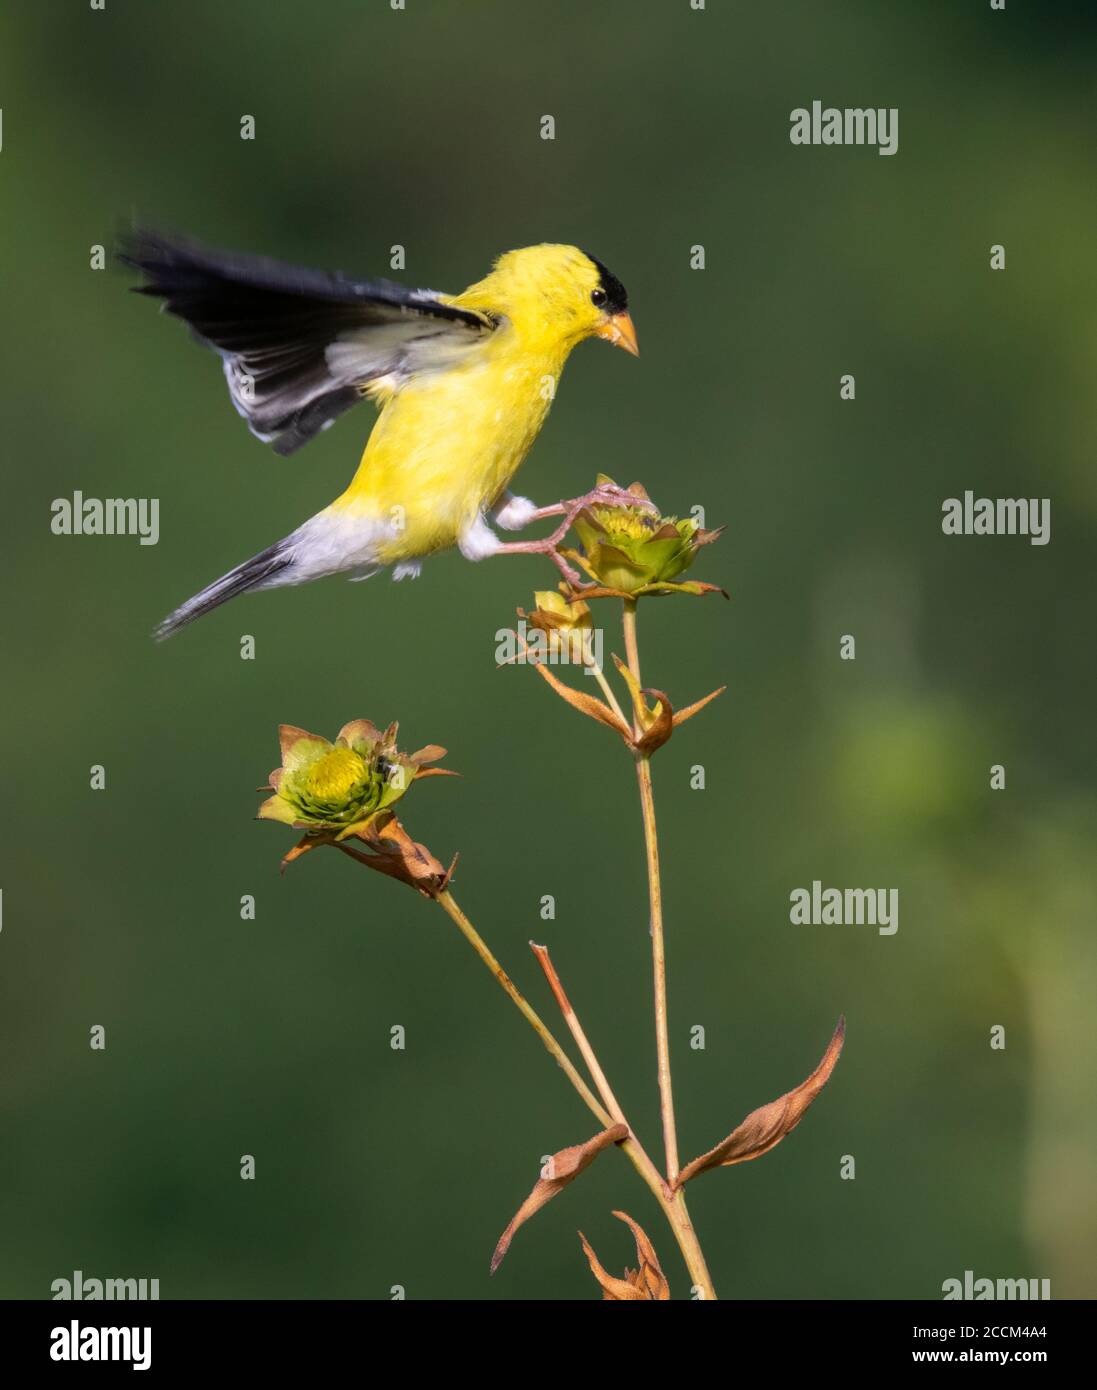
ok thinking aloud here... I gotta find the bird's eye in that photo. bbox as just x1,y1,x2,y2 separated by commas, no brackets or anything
591,288,607,307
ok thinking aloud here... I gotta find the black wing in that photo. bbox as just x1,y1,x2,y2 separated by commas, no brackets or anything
119,228,495,455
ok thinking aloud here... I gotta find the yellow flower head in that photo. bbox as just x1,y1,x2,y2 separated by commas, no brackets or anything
565,476,724,598
257,720,447,841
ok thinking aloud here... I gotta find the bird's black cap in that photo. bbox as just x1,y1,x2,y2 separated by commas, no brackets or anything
584,252,629,315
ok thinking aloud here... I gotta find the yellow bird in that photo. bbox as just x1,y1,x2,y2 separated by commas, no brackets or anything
120,231,640,638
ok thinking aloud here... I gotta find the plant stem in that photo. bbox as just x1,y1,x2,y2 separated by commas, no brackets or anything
433,890,610,1127
531,942,716,1300
664,1188,714,1300
622,599,680,1185
635,752,680,1181
622,597,643,696
431,600,718,1298
621,601,716,1296
530,942,632,1126
586,648,630,726
435,891,715,1293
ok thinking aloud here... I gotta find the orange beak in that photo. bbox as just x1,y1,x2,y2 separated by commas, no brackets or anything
595,311,640,357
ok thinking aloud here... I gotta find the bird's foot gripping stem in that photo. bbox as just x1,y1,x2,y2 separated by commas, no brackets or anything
519,481,658,526
484,530,585,586
481,482,658,584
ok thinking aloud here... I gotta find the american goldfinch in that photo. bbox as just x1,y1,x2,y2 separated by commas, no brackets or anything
120,231,640,639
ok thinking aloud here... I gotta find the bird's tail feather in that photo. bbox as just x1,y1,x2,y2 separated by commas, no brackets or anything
155,539,293,641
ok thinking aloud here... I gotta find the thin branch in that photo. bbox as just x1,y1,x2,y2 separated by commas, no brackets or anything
530,941,716,1300
618,599,716,1297
583,645,630,726
433,890,610,1127
434,891,713,1291
530,942,631,1126
621,598,644,725
622,599,680,1183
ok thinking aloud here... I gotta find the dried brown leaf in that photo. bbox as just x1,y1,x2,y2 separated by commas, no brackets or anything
408,744,448,765
672,685,726,727
279,832,330,874
491,1123,628,1274
691,524,725,550
331,816,453,897
559,581,636,602
530,661,633,744
578,1234,644,1300
610,656,676,753
635,688,674,753
578,1211,671,1300
676,1017,845,1187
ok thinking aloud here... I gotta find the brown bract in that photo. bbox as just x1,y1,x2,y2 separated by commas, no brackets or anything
676,1017,846,1187
612,654,726,754
566,579,729,602
523,643,725,757
491,1123,628,1274
579,1211,671,1300
283,815,457,898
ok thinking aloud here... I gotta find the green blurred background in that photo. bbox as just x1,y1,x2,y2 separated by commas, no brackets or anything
2,1,1094,1301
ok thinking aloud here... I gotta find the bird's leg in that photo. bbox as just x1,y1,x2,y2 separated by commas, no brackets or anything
460,508,584,584
476,484,658,586
490,537,585,586
486,514,586,584
497,481,658,529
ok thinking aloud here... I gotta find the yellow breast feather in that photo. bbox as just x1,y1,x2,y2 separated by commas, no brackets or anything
336,327,568,564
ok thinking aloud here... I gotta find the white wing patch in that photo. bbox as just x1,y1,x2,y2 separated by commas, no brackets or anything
325,317,491,390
